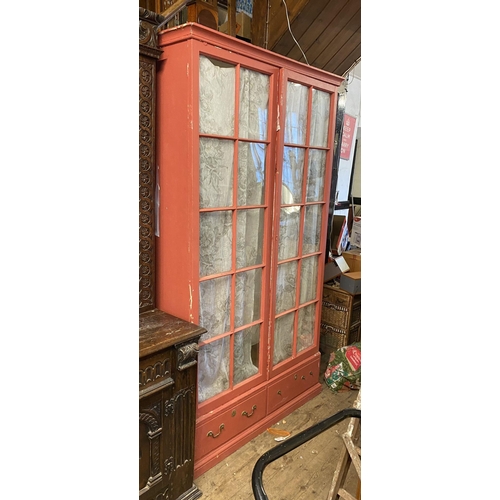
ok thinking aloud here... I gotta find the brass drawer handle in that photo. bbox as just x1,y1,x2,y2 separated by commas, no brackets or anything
207,424,224,438
277,390,282,396
301,375,306,380
242,405,257,418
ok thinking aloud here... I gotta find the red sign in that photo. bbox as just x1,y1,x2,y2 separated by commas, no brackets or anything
345,346,361,371
340,113,356,160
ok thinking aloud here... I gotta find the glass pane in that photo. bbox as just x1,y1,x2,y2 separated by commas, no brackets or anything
235,269,262,328
234,325,260,385
302,205,322,255
297,304,316,352
198,337,230,403
273,312,295,365
300,255,318,304
199,211,232,277
237,142,266,206
199,276,231,339
275,260,298,314
236,208,264,269
310,89,331,147
239,68,269,140
199,138,234,208
282,147,305,204
306,149,327,202
199,56,235,136
284,82,308,145
278,206,300,261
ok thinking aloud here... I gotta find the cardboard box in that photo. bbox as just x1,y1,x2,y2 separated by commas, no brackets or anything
236,12,251,40
341,249,361,273
323,261,342,282
323,255,350,282
339,271,361,295
350,216,361,249
330,215,349,256
218,11,252,40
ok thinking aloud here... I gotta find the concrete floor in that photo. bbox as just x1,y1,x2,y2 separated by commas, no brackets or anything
194,351,360,500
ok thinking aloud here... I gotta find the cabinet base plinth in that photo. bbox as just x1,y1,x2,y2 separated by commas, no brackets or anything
176,484,202,500
194,382,322,478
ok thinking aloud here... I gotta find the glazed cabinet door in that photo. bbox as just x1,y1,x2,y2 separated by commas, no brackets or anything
270,70,337,376
195,51,278,411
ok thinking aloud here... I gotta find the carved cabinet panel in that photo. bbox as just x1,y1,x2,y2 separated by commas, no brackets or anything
139,6,164,313
139,309,205,500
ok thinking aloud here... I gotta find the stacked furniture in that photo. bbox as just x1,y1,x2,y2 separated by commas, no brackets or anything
139,9,205,500
320,282,361,355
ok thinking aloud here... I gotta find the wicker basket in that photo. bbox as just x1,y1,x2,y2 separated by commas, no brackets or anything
321,300,349,329
320,284,361,355
320,323,349,353
320,322,361,355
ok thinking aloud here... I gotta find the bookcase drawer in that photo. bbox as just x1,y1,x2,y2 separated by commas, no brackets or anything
267,357,320,414
195,387,267,461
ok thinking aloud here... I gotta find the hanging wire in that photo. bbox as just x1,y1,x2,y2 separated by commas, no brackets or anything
342,57,361,78
264,0,271,49
282,0,310,65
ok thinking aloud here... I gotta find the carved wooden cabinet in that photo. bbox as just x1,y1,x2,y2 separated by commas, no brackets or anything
139,309,205,500
154,23,343,476
140,9,205,500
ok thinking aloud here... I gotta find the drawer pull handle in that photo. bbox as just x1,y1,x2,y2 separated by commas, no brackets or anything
242,405,257,418
301,375,306,380
207,424,224,438
310,371,313,376
277,390,282,396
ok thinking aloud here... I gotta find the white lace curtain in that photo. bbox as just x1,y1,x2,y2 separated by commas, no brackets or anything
273,83,331,366
196,58,331,399
197,57,268,402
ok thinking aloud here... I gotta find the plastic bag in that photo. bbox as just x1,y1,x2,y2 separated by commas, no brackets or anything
324,342,361,392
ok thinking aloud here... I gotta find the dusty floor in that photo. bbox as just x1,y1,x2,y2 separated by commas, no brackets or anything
194,352,360,500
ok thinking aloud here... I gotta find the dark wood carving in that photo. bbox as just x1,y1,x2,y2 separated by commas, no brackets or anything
139,9,203,499
139,8,165,313
140,309,205,500
139,399,163,494
176,342,199,371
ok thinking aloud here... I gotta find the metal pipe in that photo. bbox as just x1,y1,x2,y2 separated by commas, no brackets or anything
252,407,361,500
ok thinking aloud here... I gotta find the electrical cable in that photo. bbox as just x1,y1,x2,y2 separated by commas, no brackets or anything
264,0,271,49
282,0,309,65
342,57,361,78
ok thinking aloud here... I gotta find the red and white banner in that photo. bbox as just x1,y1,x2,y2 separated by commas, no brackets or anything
340,113,356,160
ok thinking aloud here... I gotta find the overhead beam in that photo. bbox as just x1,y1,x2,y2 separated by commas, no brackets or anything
156,0,189,31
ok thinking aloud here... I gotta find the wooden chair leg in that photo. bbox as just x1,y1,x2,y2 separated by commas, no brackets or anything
327,442,352,500
327,391,361,500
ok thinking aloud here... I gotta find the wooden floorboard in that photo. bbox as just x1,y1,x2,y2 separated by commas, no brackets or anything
194,351,360,500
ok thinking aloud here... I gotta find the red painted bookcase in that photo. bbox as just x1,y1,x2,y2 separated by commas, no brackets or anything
155,23,343,477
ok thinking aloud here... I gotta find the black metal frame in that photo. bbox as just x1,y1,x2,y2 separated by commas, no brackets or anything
347,138,359,202
325,90,347,262
251,407,361,500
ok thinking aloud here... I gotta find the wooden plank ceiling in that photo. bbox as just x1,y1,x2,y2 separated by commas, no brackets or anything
141,0,360,77
252,0,361,76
